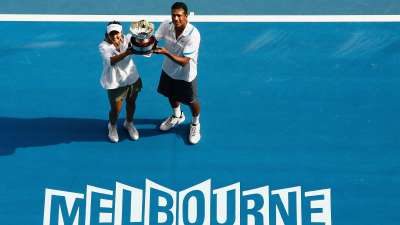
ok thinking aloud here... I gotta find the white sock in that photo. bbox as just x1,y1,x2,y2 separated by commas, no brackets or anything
173,105,181,117
192,115,200,125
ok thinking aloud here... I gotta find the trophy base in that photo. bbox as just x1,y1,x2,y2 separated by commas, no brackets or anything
131,36,156,55
132,49,153,55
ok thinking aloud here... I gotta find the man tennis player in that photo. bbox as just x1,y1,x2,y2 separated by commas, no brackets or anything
153,2,202,144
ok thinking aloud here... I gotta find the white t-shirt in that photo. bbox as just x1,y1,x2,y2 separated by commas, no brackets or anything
155,21,201,82
98,33,140,89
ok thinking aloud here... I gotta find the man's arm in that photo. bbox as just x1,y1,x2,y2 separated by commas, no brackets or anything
153,47,190,66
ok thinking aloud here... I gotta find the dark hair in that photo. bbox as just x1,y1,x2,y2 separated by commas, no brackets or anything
107,21,121,26
171,2,188,15
104,21,121,40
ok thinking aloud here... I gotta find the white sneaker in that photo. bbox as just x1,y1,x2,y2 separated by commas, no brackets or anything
189,123,201,144
160,111,185,131
124,120,139,141
108,123,119,143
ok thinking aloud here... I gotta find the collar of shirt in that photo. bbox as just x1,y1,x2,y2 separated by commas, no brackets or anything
168,22,194,40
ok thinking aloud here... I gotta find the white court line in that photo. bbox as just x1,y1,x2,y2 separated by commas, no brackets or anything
1,14,400,22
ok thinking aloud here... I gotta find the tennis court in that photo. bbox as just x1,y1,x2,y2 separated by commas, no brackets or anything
0,1,399,224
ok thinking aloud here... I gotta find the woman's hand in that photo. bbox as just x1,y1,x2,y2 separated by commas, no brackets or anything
153,47,168,55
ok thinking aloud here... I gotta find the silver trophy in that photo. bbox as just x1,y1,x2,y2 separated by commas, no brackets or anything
129,20,156,54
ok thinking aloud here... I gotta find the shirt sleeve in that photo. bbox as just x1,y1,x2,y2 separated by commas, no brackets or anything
99,43,112,66
182,29,200,59
154,21,168,41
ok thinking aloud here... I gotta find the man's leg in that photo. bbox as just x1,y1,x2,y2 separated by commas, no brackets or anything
189,100,200,122
169,97,182,117
188,100,201,144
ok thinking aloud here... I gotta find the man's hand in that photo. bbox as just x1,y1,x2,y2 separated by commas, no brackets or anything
153,47,190,66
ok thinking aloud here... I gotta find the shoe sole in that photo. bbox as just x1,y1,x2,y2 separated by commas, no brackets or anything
189,136,201,144
108,137,119,143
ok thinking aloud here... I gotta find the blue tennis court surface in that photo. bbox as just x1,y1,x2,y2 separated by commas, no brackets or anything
1,1,400,225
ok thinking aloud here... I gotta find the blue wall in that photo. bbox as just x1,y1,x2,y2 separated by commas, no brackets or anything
1,0,400,14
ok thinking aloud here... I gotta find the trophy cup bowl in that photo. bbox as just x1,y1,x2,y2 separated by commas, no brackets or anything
129,20,156,55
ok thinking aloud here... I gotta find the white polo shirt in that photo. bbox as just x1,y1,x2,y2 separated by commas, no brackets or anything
98,33,140,90
155,21,201,82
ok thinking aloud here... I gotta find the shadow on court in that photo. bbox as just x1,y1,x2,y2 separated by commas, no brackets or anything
0,117,191,155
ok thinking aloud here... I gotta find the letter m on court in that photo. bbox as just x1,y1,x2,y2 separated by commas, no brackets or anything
43,188,85,225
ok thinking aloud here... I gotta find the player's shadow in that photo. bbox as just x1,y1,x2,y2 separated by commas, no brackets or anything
0,117,191,156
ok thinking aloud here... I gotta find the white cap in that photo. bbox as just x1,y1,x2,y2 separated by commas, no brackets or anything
107,24,122,34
